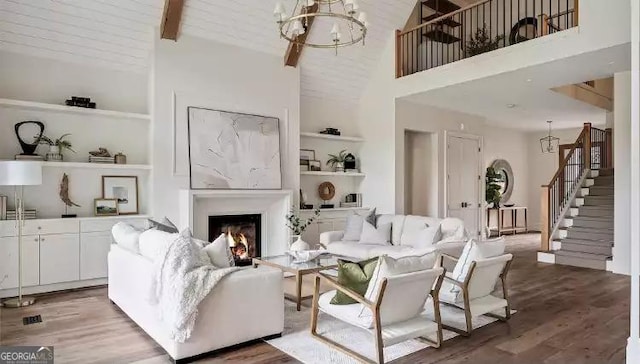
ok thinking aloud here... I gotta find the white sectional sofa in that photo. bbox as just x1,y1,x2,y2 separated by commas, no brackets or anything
108,244,284,363
320,215,469,260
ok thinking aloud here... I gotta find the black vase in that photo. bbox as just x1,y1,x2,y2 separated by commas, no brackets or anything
15,121,45,155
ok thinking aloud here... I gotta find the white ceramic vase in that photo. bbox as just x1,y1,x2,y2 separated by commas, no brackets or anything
290,235,310,252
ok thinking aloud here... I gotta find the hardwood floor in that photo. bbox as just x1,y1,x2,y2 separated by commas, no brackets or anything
0,234,629,363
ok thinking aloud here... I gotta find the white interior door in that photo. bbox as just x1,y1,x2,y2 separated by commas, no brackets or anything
447,135,481,237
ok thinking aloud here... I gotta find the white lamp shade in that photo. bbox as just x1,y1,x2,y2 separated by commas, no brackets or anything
305,0,315,7
330,22,340,35
0,161,43,186
358,12,368,24
292,20,305,35
274,2,286,16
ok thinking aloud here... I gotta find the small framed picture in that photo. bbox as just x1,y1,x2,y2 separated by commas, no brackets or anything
102,175,139,215
309,160,321,171
300,164,310,171
94,198,119,216
300,149,316,161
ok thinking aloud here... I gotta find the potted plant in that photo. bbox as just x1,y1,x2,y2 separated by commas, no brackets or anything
38,133,75,161
327,150,348,172
285,208,320,251
466,24,505,57
485,167,502,208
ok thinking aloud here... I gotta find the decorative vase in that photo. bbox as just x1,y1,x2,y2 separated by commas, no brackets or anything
46,145,63,161
335,162,345,172
290,235,310,252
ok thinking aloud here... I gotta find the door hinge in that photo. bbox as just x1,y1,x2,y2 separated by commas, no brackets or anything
478,147,481,152
478,175,481,180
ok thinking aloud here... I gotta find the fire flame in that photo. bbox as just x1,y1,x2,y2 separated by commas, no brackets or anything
226,230,249,260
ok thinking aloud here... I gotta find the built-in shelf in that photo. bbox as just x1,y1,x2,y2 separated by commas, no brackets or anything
39,162,152,170
300,171,365,177
0,98,151,120
300,207,370,212
300,132,364,142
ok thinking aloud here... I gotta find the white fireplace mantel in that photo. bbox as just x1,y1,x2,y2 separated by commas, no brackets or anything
178,189,293,256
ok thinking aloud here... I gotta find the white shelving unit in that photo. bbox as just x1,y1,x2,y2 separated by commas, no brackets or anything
300,132,364,142
0,98,151,121
40,162,152,170
300,171,365,177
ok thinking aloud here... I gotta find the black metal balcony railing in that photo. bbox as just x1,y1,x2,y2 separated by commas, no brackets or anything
396,0,578,78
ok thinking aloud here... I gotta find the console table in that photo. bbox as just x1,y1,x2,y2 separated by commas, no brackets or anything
487,206,528,237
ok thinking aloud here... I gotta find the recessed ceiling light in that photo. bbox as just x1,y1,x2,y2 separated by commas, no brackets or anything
526,79,532,82
507,104,516,108
608,61,615,65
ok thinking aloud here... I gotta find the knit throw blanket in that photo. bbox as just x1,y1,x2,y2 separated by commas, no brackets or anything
150,231,240,343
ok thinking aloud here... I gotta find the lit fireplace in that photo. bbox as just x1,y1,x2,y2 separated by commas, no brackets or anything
209,214,261,266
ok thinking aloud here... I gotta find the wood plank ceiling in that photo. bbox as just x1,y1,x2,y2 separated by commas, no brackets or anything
0,0,416,103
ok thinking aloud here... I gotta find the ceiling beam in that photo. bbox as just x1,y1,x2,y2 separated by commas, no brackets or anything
160,0,185,41
284,3,319,67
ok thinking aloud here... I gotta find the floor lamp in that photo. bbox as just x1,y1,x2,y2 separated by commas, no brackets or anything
0,161,42,308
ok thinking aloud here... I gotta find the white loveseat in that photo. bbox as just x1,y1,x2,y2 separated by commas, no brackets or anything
320,215,468,260
108,244,284,363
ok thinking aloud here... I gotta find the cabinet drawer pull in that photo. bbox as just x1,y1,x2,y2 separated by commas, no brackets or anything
40,238,45,242
38,226,41,230
34,238,38,242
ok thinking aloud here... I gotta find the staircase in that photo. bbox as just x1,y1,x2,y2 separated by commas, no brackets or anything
552,169,614,270
539,123,613,270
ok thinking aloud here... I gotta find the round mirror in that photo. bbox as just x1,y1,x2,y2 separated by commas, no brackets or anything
491,159,514,204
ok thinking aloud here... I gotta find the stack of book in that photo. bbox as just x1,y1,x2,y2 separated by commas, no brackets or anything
15,154,44,161
6,209,37,220
89,155,115,164
341,193,363,208
0,195,6,220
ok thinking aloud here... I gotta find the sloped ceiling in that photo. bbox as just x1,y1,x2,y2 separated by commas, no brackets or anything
0,0,416,103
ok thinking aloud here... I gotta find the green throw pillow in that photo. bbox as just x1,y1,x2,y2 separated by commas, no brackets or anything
330,257,379,305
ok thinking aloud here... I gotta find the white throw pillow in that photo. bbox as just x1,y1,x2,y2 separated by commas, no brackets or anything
359,222,391,246
203,233,235,268
138,229,179,261
400,225,442,249
449,237,506,295
343,213,365,241
111,222,143,254
359,252,438,317
439,218,468,242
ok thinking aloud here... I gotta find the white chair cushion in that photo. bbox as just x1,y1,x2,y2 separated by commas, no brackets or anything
451,238,506,283
138,228,179,261
325,242,375,260
400,224,442,249
359,221,391,246
318,290,373,329
343,214,365,241
112,222,143,254
361,253,438,315
368,245,419,259
203,233,235,268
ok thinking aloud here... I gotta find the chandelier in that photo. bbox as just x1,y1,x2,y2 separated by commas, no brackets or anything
273,0,368,55
540,120,560,153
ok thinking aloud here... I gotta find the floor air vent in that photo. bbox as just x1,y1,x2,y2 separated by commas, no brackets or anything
23,315,42,325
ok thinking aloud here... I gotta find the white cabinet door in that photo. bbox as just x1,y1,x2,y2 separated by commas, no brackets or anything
0,236,39,289
40,234,80,285
80,232,112,280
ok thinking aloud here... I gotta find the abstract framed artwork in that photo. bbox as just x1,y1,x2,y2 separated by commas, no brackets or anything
187,107,282,189
94,198,118,216
102,176,139,215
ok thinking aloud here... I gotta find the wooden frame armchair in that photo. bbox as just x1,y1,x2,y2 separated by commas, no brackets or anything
310,268,445,364
438,253,513,337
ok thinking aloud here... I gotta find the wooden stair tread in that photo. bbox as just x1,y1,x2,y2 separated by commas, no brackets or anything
422,0,460,14
554,250,611,260
422,14,461,27
423,29,461,43
561,238,613,246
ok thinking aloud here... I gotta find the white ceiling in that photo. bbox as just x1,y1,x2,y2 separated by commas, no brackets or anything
403,43,631,131
0,0,416,104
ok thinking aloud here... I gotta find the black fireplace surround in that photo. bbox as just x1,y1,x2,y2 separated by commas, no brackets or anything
209,214,261,266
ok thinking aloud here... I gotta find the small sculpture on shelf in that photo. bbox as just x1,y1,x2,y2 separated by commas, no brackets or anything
14,121,45,160
38,133,74,161
89,148,115,164
59,173,80,218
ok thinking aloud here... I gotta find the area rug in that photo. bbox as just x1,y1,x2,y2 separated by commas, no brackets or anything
267,300,515,364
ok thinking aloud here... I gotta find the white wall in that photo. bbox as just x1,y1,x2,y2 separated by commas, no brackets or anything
0,50,148,113
152,35,300,223
404,130,438,216
526,126,583,231
612,71,631,275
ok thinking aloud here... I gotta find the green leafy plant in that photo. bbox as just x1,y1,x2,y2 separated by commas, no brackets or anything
326,150,348,168
466,24,504,56
38,133,75,153
286,208,320,235
485,167,502,208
